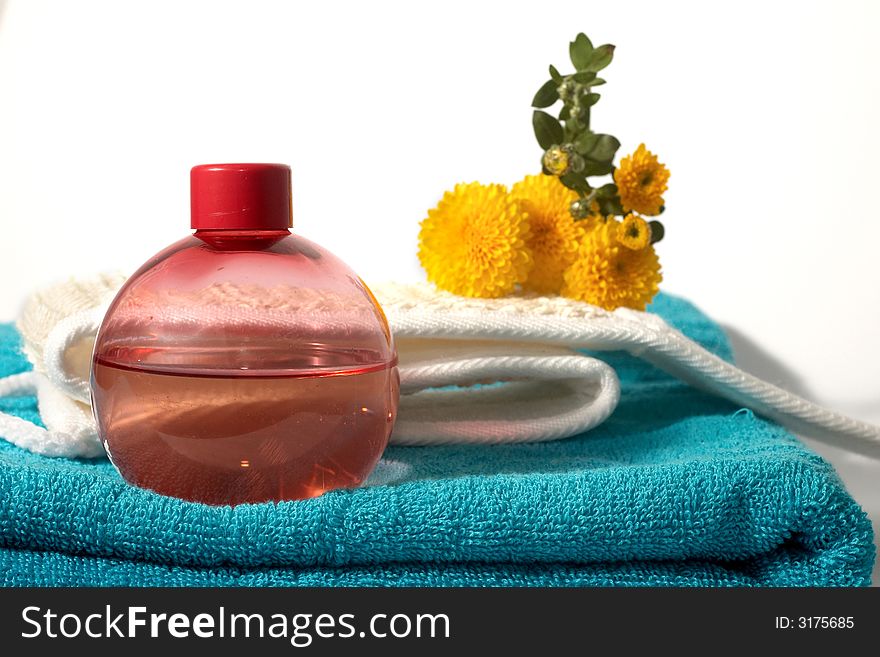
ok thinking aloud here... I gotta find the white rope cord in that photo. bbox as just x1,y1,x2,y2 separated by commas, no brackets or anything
387,308,880,458
641,330,880,453
0,371,104,458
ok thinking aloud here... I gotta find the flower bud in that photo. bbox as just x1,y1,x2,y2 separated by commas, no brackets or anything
569,198,592,219
542,145,571,176
557,79,577,103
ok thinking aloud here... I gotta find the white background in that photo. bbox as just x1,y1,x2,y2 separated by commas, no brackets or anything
1,1,879,582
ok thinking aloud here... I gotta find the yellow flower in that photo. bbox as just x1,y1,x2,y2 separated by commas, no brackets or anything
418,182,533,298
617,213,651,250
562,217,662,311
613,144,669,216
511,174,585,294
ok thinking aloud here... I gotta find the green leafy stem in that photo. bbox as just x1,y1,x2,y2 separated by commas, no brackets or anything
532,33,625,218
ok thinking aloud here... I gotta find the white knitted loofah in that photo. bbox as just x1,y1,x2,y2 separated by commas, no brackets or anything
16,272,126,380
1,276,620,456
2,275,880,459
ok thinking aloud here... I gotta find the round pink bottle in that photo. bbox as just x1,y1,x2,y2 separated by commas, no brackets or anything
90,164,399,505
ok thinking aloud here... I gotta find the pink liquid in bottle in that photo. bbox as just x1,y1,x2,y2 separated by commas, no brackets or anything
90,164,399,505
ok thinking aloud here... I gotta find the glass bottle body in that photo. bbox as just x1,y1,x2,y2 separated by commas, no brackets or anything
91,230,399,505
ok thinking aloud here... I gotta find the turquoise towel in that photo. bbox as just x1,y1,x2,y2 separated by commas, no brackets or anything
0,294,874,586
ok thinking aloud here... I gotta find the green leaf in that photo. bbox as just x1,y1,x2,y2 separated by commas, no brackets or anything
595,183,618,198
559,105,571,121
532,110,564,150
549,65,563,83
572,71,596,84
589,77,606,86
586,44,615,72
583,92,601,107
532,79,559,108
573,131,599,154
584,134,620,162
649,220,665,243
598,195,625,215
560,171,591,194
583,160,614,176
569,33,594,70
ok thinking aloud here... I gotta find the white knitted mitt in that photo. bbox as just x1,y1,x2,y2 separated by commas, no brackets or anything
0,275,620,457
2,274,879,459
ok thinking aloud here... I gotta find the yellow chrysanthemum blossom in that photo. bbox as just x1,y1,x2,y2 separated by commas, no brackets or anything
617,213,651,250
562,217,662,310
613,144,669,216
418,182,533,298
511,174,586,294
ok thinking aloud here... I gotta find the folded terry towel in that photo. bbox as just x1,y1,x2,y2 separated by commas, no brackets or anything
0,294,873,586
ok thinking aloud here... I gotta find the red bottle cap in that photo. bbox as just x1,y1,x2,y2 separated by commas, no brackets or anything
191,163,292,230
